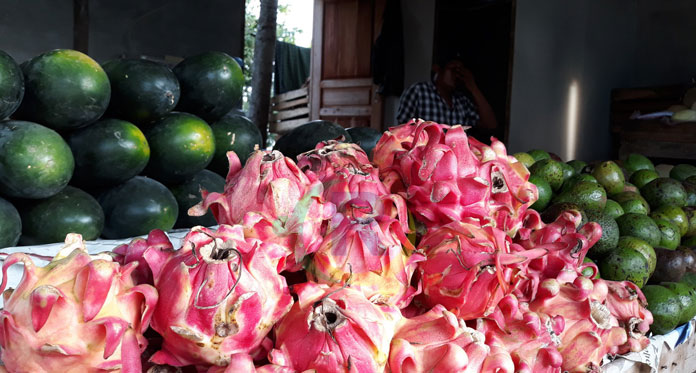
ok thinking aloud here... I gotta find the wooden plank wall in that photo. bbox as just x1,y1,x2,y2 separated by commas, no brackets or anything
269,87,310,134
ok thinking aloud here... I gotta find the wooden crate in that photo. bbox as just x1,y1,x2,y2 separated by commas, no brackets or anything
269,86,310,134
610,85,696,161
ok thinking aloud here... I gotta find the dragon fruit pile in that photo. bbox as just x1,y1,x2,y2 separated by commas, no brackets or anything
0,119,653,372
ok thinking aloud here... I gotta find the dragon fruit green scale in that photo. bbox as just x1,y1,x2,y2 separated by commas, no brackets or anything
0,233,158,373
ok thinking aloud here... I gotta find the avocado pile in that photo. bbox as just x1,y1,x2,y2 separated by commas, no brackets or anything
0,48,259,246
517,149,696,335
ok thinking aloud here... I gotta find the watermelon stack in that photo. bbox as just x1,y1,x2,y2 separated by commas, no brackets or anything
0,48,258,246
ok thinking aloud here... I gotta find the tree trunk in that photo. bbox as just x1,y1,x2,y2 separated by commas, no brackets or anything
73,0,89,53
249,0,278,145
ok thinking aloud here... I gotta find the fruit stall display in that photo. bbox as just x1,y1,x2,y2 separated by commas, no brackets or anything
0,47,692,372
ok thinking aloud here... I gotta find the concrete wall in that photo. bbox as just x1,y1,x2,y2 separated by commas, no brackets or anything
509,0,696,161
89,0,245,63
0,0,74,63
0,0,244,64
508,0,592,159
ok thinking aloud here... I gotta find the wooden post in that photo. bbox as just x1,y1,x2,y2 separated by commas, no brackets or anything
309,0,323,121
249,0,278,144
73,0,89,53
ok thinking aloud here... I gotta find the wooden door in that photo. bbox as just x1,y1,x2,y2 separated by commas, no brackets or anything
310,0,385,130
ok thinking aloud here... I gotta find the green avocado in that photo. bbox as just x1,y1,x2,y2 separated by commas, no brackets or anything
684,207,696,238
650,205,689,237
558,161,577,183
683,179,696,207
618,235,656,275
630,169,659,189
529,159,565,191
567,160,587,174
586,211,620,259
613,191,650,215
660,282,696,325
528,175,552,212
653,218,681,250
681,272,696,289
592,161,625,195
599,246,651,288
622,153,655,175
643,285,682,335
641,177,687,209
553,181,607,212
561,173,598,194
540,202,586,225
616,213,661,247
527,149,551,162
670,164,696,182
512,152,535,169
603,199,625,220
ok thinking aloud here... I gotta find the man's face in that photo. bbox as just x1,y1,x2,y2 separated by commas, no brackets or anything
440,60,465,89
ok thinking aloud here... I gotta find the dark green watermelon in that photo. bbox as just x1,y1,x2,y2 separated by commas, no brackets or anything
274,120,352,160
143,112,215,184
174,52,243,122
15,49,110,130
346,127,382,159
99,176,178,239
0,50,24,119
0,197,21,248
209,114,262,175
170,169,225,228
102,58,180,124
17,186,104,245
68,118,150,188
0,120,74,199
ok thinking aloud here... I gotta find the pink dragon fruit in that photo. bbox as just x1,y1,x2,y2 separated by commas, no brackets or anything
388,304,497,373
417,221,546,319
297,140,372,181
268,282,402,372
373,119,538,236
372,119,421,173
475,295,564,373
513,210,602,302
204,355,299,373
297,140,410,234
372,119,440,195
113,229,174,285
307,205,425,308
134,225,293,369
601,280,653,354
528,277,630,372
0,233,158,372
190,150,336,271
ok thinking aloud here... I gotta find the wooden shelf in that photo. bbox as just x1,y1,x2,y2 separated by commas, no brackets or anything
611,84,696,160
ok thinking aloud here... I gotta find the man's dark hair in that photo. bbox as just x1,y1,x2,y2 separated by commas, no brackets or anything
434,50,466,67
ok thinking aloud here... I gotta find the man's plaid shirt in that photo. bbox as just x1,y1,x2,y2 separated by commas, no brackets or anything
396,81,479,126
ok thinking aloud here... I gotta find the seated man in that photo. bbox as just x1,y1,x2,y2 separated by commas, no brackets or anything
396,52,497,129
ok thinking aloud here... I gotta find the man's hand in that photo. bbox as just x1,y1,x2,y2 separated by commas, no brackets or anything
455,66,477,90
